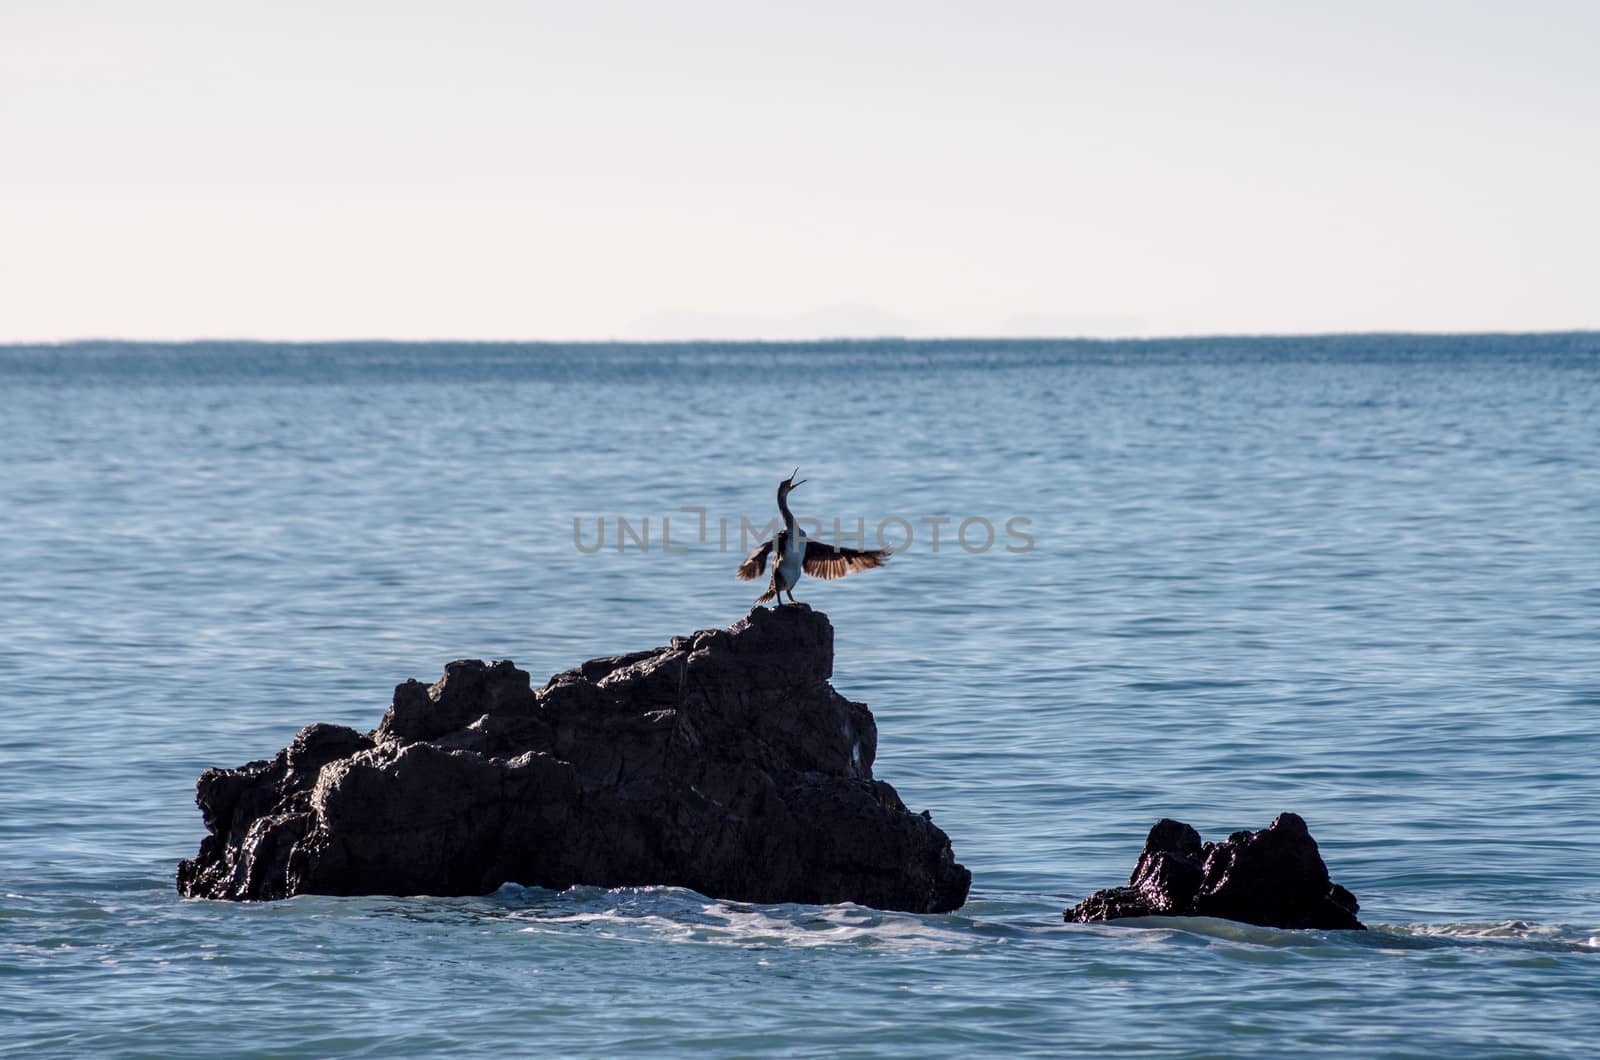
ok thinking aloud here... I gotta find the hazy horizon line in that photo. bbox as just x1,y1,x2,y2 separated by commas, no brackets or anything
5,328,1599,348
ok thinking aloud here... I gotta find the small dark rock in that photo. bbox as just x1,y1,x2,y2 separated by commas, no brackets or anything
1067,813,1365,930
177,604,970,913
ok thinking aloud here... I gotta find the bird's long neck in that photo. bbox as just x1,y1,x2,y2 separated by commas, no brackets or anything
777,491,797,536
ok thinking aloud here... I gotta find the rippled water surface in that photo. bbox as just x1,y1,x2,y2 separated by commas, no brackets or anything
3,336,1598,1056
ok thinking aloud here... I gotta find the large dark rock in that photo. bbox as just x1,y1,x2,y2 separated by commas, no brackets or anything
177,605,970,913
1066,814,1364,930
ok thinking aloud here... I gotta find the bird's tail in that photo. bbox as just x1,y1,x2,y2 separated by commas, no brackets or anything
754,585,778,604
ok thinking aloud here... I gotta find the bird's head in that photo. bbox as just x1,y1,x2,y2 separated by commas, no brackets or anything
777,467,806,500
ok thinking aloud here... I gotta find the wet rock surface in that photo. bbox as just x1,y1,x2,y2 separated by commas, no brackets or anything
1067,813,1365,930
177,605,971,913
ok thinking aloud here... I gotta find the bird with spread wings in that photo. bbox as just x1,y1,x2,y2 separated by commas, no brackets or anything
736,470,890,606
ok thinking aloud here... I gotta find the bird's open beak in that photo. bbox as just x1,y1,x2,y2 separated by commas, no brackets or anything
788,467,806,488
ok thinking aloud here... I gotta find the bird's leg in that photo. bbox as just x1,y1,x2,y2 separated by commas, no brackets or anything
786,589,798,604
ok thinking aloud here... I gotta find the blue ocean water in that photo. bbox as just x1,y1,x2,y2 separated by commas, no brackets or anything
2,335,1597,1057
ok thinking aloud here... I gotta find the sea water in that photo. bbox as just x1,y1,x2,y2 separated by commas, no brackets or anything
2,336,1597,1056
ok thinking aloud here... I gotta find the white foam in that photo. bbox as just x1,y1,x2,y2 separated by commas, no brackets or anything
511,895,986,952
1388,920,1564,941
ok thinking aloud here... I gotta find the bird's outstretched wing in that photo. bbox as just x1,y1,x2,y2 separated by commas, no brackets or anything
736,539,774,580
803,541,890,580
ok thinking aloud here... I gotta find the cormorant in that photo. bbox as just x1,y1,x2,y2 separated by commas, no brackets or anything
736,469,890,606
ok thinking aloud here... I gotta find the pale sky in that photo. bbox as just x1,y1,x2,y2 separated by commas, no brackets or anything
3,1,1597,341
